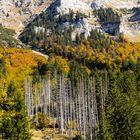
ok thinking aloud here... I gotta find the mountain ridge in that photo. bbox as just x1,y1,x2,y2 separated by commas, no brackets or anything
0,0,140,42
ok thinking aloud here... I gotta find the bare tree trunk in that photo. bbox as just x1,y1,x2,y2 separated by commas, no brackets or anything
69,80,73,140
78,79,82,138
92,76,99,137
59,75,64,134
88,77,93,140
82,78,86,140
48,75,51,117
24,73,109,140
25,77,32,118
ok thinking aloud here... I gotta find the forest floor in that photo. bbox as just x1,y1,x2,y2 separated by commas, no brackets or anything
31,128,78,140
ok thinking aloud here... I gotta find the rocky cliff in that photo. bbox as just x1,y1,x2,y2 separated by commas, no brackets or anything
47,0,140,41
0,0,140,42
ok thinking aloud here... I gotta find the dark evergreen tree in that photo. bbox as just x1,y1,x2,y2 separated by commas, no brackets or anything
0,81,31,140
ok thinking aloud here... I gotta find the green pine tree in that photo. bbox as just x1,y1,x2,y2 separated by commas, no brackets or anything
0,81,31,140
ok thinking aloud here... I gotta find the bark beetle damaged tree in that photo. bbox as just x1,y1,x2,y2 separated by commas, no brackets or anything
24,72,109,139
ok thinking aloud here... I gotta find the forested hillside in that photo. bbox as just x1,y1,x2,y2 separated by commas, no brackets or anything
0,2,140,139
0,35,48,139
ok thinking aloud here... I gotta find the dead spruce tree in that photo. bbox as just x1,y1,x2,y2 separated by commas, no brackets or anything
25,72,109,139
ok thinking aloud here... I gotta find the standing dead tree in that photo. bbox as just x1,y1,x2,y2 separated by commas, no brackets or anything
25,72,108,139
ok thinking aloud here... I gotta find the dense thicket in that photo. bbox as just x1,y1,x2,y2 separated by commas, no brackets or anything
0,81,31,139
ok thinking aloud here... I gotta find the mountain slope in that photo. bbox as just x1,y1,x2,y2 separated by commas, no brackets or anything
19,0,140,48
0,0,140,42
0,0,52,35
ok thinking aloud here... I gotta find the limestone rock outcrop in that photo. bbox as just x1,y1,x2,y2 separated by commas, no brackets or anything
0,0,140,42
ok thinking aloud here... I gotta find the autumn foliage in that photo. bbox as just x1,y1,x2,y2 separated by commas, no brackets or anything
0,48,47,86
49,41,140,70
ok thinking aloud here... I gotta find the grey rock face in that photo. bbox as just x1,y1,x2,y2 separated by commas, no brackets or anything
0,0,140,42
